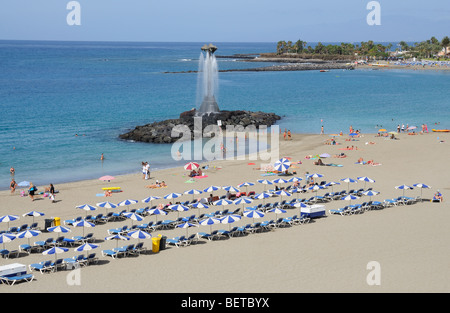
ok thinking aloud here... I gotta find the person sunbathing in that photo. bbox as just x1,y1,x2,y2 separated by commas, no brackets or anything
333,153,347,158
146,180,167,189
433,191,443,202
314,158,325,166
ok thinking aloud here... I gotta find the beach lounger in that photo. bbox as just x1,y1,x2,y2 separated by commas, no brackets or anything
197,232,213,241
29,260,55,274
64,254,88,268
0,249,19,259
183,234,198,245
51,258,66,272
167,236,185,247
102,249,120,259
1,273,34,285
329,206,349,216
86,253,99,265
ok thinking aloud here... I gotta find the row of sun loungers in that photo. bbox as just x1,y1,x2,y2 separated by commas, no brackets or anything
329,196,421,216
28,253,99,274
167,214,311,248
101,242,146,259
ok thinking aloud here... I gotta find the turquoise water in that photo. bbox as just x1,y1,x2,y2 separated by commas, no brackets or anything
1,41,449,189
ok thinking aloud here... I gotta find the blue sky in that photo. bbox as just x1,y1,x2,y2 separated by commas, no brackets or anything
1,0,449,42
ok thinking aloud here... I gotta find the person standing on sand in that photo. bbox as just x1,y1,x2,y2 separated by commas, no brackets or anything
321,126,324,135
288,130,292,140
10,179,17,194
283,129,287,140
28,182,36,201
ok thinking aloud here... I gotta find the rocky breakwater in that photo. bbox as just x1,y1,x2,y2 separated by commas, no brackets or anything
119,109,281,144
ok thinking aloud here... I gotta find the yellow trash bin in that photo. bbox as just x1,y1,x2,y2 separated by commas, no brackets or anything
54,217,61,226
152,237,161,253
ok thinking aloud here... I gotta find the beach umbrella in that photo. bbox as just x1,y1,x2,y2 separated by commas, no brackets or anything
220,214,241,230
22,211,45,223
105,234,130,248
308,185,324,198
237,182,255,194
357,176,375,189
199,217,220,233
407,126,417,130
141,196,161,206
341,194,359,205
413,183,431,199
122,212,144,226
191,202,209,215
363,190,379,201
96,201,117,209
17,229,41,246
203,186,220,195
42,246,69,263
184,189,203,201
75,242,99,258
76,204,97,216
274,189,292,201
222,186,240,193
257,179,273,191
274,158,291,172
72,220,95,237
117,199,138,207
288,177,303,183
0,233,16,250
272,178,288,185
255,192,271,204
395,185,413,198
325,181,340,193
341,178,358,191
17,181,30,188
147,208,167,222
177,222,198,236
169,204,189,219
349,132,358,137
0,215,20,231
127,230,152,243
164,192,182,200
47,225,72,233
267,207,287,220
307,173,324,184
378,129,387,132
243,209,265,223
99,175,115,182
184,162,200,171
213,199,233,212
233,197,254,212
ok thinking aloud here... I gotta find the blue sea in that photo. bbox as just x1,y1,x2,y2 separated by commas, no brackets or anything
1,40,449,189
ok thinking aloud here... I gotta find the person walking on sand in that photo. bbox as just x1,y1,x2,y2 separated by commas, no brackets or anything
10,179,17,194
28,182,37,201
321,126,324,135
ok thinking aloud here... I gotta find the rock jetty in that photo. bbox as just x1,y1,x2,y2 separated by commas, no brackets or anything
119,109,281,144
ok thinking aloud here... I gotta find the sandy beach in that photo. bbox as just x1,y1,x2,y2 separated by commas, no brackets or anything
1,130,449,293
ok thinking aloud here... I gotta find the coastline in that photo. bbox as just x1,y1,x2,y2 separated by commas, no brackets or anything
1,130,449,292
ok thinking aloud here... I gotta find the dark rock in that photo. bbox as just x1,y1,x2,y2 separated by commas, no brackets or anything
119,109,281,144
